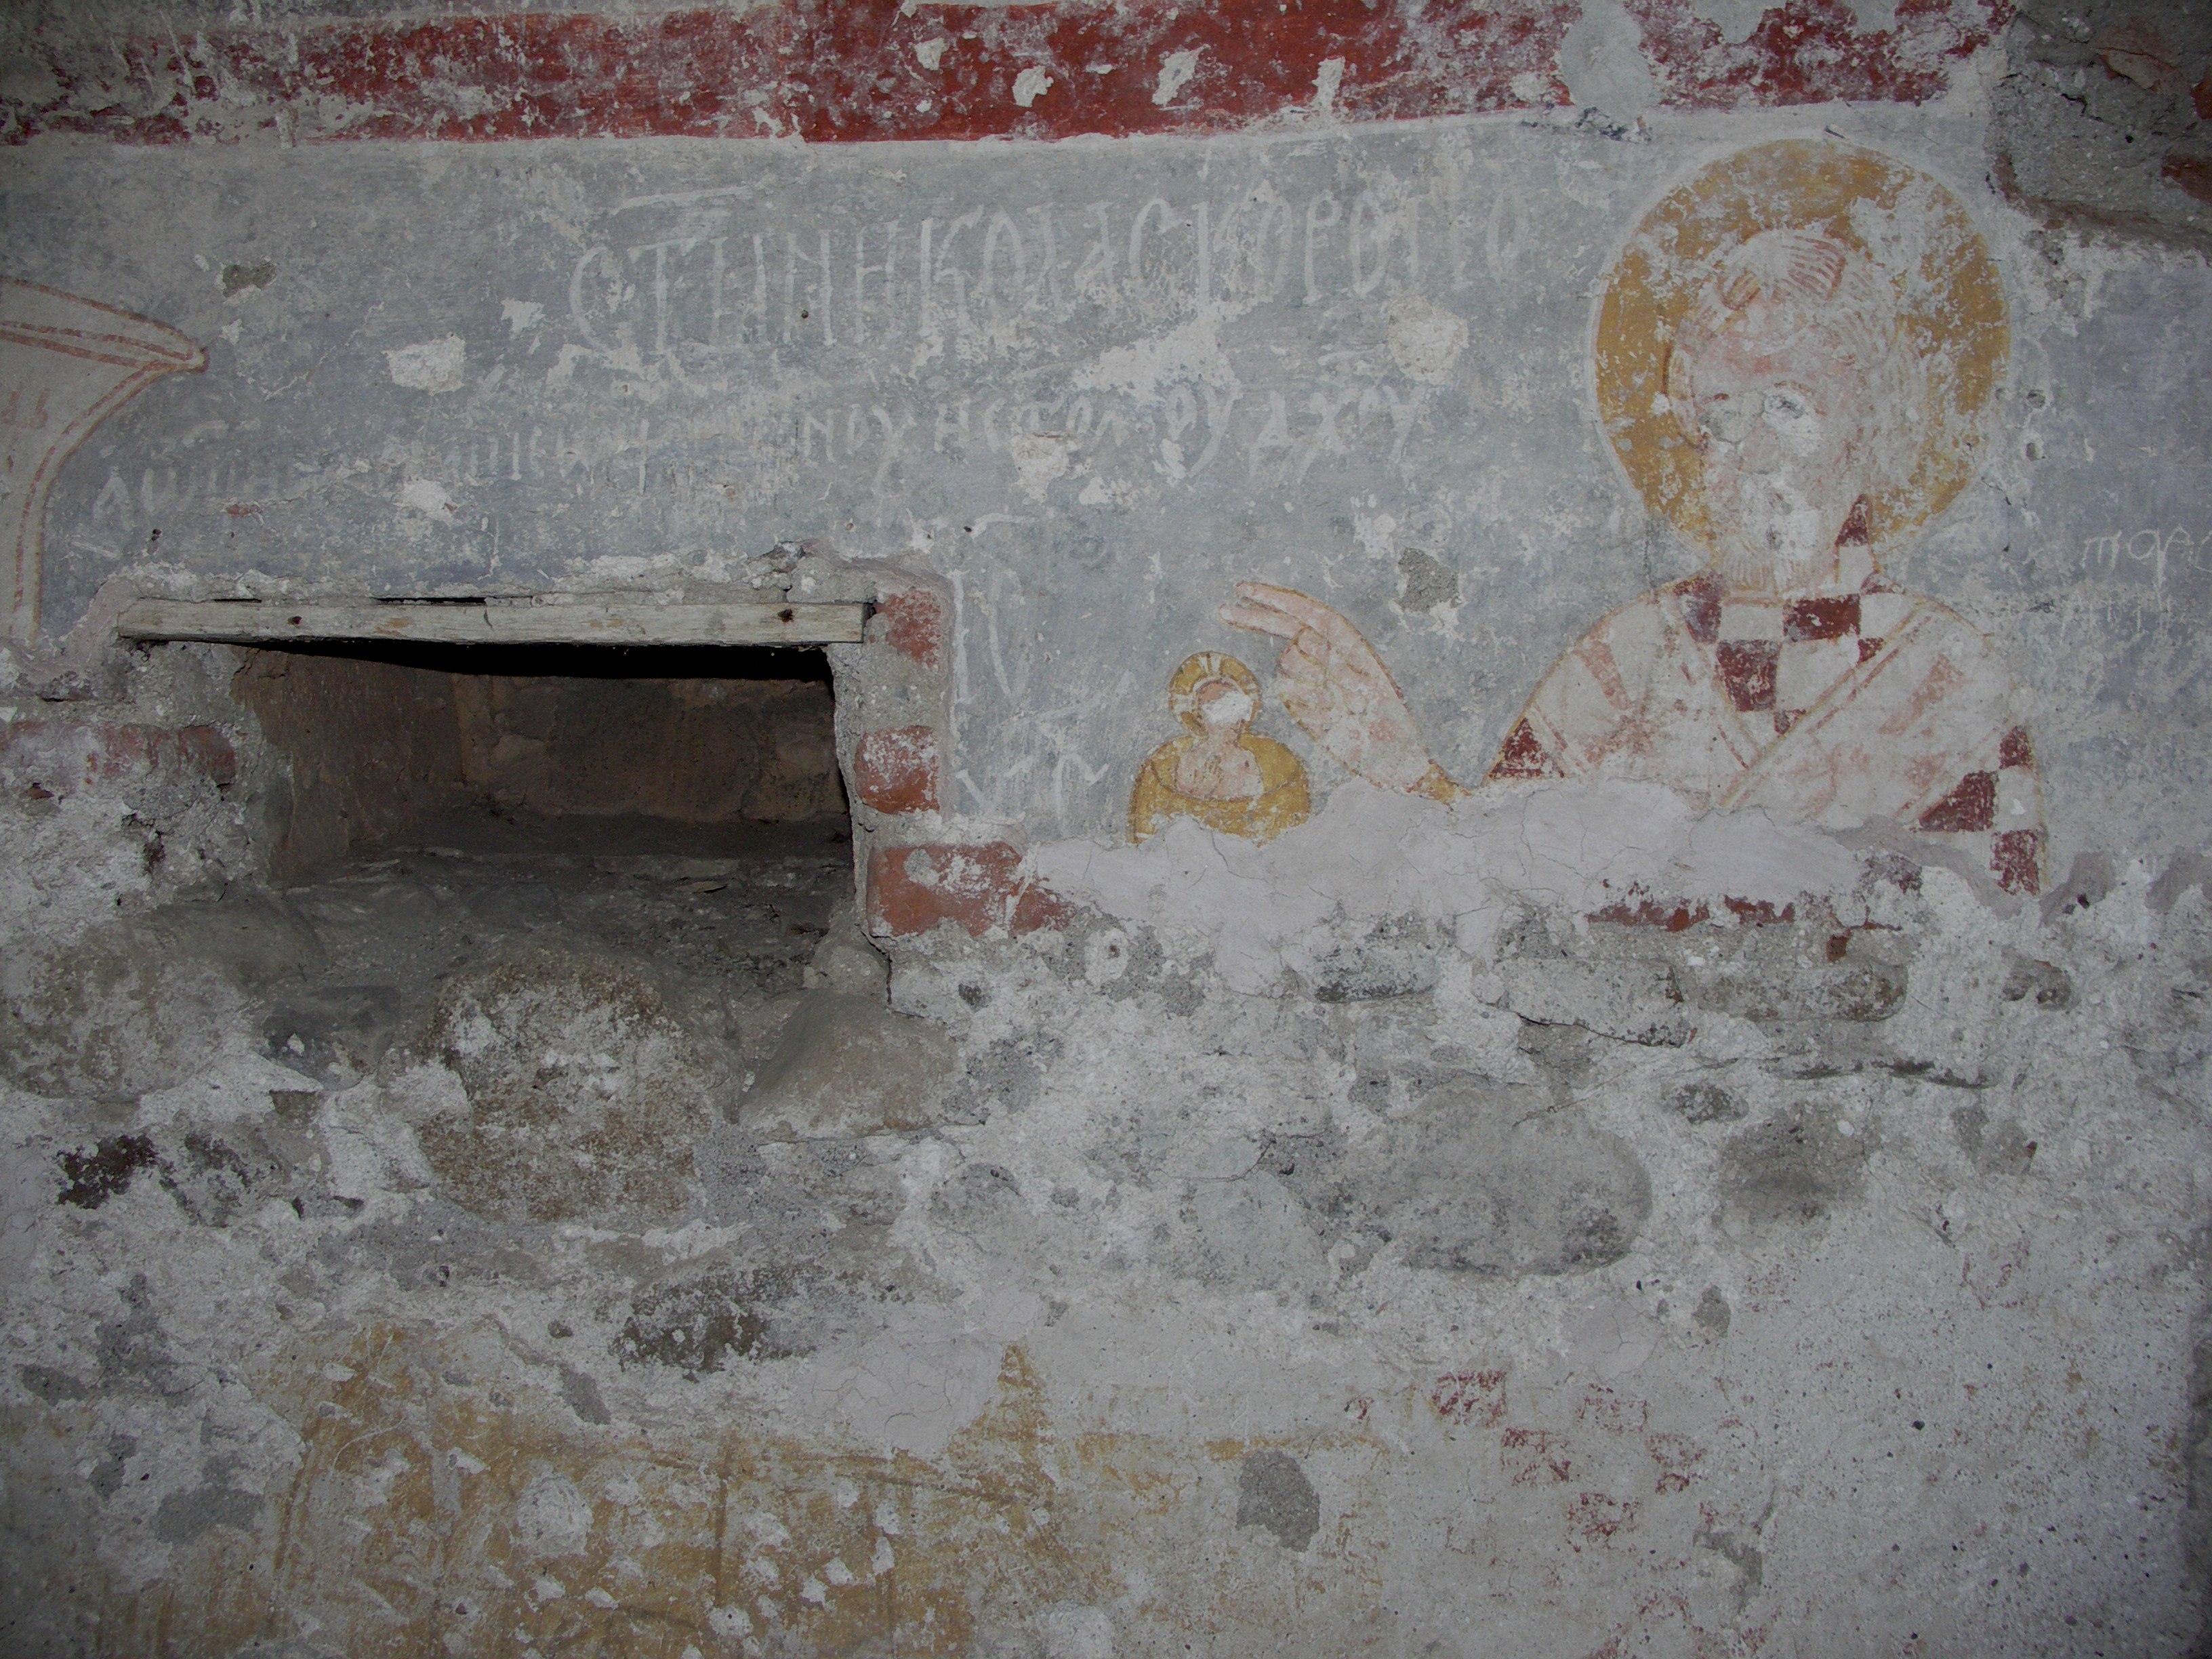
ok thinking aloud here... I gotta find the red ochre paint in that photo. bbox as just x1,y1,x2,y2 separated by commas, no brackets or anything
3,0,2005,146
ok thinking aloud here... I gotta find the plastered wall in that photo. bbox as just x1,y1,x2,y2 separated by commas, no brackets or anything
2,4,2211,1656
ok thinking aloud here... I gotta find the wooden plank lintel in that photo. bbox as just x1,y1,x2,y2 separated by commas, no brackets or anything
116,596,869,647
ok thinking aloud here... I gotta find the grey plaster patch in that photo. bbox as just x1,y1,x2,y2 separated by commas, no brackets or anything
512,1470,591,1559
1689,0,1771,44
2188,1332,2212,1595
1300,916,1443,1003
86,1431,134,1499
1168,1168,1324,1290
419,951,720,1222
558,1364,611,1426
1950,1104,2040,1178
220,260,274,296
1503,961,1692,1046
152,1480,262,1544
1235,1449,1319,1552
1271,1088,1652,1276
1719,1109,1873,1227
1671,1080,1746,1124
613,1265,835,1374
3,933,245,1099
159,1128,291,1227
1397,547,1459,614
954,1033,1061,1121
1692,1287,1732,1339
933,1160,1028,1227
2043,851,2120,923
1558,0,1658,116
1999,951,2074,1008
96,1273,192,1397
17,1362,88,1402
1694,1525,1765,1612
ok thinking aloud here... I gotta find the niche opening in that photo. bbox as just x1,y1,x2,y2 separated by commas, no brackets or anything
232,640,849,876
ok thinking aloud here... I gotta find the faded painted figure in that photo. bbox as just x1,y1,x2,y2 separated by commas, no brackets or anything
1225,142,2044,894
1130,652,1311,844
0,279,204,644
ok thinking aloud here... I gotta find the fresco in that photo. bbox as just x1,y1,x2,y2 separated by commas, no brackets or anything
0,279,203,644
18,119,2194,861
1210,141,2045,895
1128,651,1311,844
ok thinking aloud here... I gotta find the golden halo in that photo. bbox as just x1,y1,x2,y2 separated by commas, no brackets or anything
1594,138,2009,554
1168,651,1260,733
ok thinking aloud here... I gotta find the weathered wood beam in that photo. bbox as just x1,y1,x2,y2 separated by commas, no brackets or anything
115,597,869,647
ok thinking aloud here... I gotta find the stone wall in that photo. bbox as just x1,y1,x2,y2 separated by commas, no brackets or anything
1,4,2209,1657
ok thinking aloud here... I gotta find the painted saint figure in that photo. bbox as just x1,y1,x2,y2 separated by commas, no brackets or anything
1130,652,1311,844
1222,142,2044,895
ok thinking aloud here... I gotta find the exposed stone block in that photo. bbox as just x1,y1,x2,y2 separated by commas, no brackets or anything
736,993,956,1139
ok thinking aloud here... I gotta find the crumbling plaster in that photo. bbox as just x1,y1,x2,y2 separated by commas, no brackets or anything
2,4,2211,1657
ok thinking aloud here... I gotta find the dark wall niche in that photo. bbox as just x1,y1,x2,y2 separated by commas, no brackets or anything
230,641,846,877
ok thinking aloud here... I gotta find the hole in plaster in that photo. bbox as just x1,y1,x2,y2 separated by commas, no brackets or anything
208,638,870,1135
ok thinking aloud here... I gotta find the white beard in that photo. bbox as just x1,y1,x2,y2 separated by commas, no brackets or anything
1715,476,1845,594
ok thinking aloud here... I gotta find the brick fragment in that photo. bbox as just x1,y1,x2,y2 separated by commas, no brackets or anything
866,842,1067,938
877,589,946,671
851,724,938,814
0,720,236,798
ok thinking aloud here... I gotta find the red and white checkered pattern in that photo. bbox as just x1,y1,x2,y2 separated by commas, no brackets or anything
1490,550,2044,895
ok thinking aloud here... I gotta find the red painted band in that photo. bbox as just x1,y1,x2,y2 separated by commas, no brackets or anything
3,0,2005,147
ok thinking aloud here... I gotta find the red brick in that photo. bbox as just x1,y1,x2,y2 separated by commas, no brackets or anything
851,724,939,815
877,590,946,672
1591,897,1710,932
866,842,1067,938
1,720,236,798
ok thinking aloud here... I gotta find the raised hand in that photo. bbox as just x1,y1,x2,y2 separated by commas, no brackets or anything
1218,581,1454,796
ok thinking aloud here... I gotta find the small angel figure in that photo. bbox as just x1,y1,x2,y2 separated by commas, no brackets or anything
1128,652,1311,844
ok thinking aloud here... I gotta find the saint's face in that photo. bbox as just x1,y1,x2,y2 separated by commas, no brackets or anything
1190,676,1256,733
1675,300,1875,591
